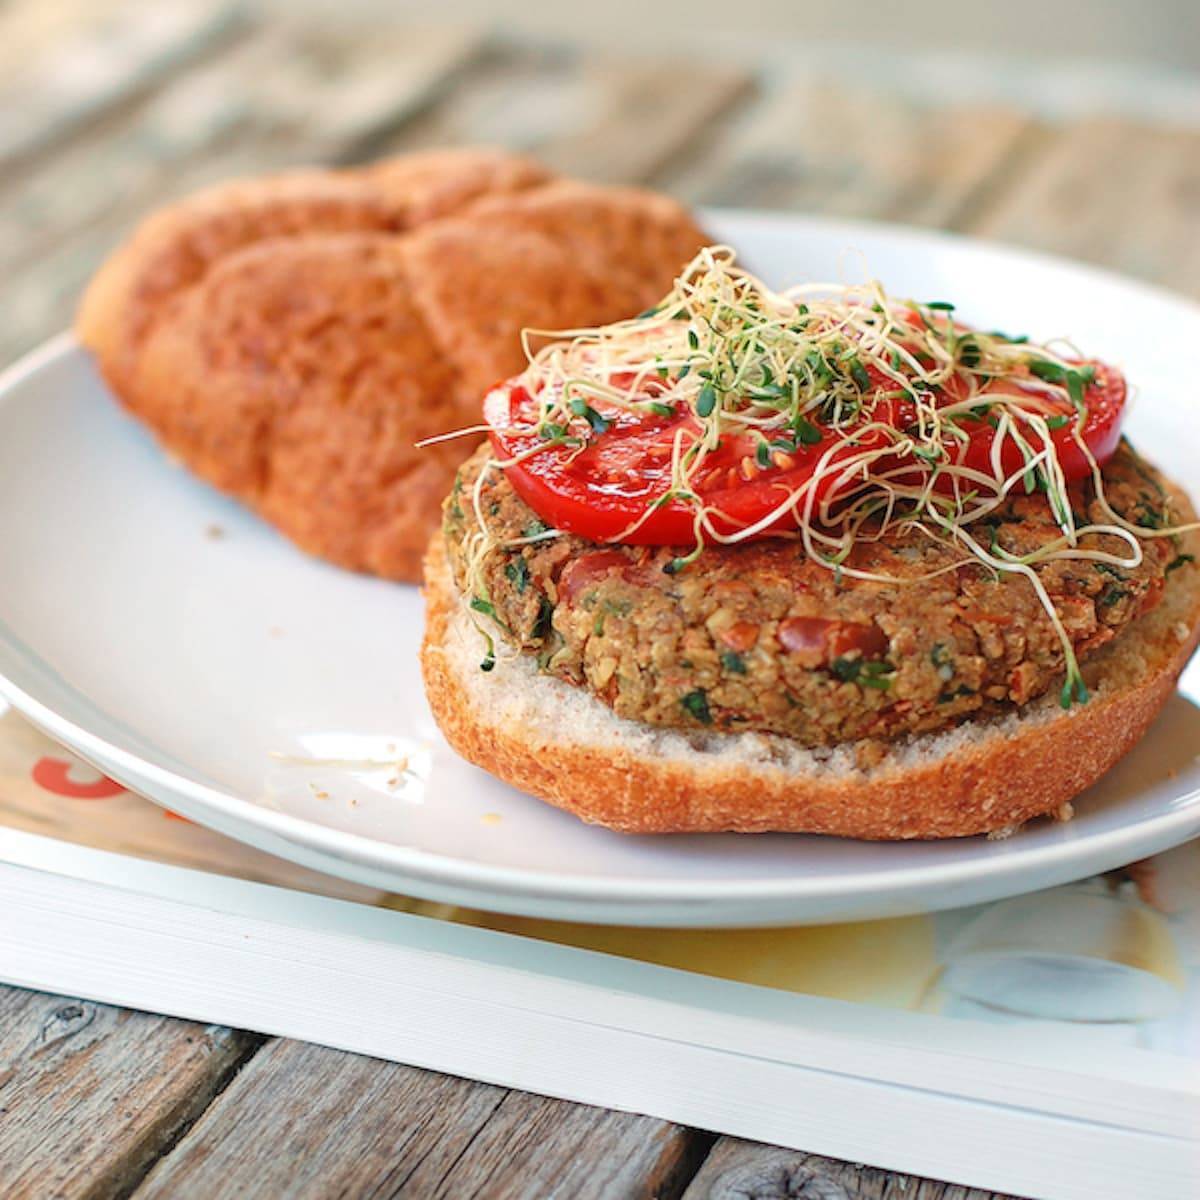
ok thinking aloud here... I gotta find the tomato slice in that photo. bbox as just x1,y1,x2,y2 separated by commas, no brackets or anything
485,363,1126,546
955,363,1125,483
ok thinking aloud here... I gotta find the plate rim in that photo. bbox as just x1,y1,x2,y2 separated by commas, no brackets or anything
3,211,1200,920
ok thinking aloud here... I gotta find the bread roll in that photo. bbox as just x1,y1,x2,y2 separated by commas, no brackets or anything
77,149,707,581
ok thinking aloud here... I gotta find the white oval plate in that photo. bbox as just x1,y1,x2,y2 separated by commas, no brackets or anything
2,212,1199,927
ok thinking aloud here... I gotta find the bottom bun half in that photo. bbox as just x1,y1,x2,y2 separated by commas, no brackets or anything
420,535,1200,838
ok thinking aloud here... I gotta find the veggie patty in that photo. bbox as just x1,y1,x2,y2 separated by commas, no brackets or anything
442,440,1188,748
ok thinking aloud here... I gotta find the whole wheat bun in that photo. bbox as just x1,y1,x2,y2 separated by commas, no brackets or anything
76,148,707,582
420,525,1200,838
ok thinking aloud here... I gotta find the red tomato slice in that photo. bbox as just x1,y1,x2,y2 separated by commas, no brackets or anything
956,362,1125,483
485,363,1126,546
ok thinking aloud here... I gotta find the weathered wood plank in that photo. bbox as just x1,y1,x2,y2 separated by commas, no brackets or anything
424,1090,712,1198
0,29,741,366
668,79,1037,230
0,985,261,1199
0,21,485,278
533,58,754,185
381,44,580,159
681,1140,1022,1200
130,1038,507,1197
131,1036,705,1198
296,24,488,165
0,30,276,274
0,0,245,171
384,43,754,186
0,20,486,365
968,116,1200,298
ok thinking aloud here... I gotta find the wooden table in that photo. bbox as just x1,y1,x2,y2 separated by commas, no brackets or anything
1,6,1196,1198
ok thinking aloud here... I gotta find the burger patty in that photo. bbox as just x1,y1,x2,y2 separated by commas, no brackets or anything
441,441,1193,748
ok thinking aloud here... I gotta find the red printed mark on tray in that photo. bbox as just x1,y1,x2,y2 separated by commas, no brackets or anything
32,756,125,799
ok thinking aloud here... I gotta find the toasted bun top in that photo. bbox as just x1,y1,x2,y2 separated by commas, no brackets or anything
77,148,707,582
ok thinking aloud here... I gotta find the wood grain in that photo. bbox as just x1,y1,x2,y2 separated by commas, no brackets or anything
532,57,754,185
132,1037,706,1199
0,29,739,364
0,985,260,1199
425,1090,712,1198
968,116,1200,297
668,79,1036,230
681,1140,1023,1200
0,18,483,272
0,0,244,172
0,20,486,363
133,1039,505,1197
385,42,754,185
